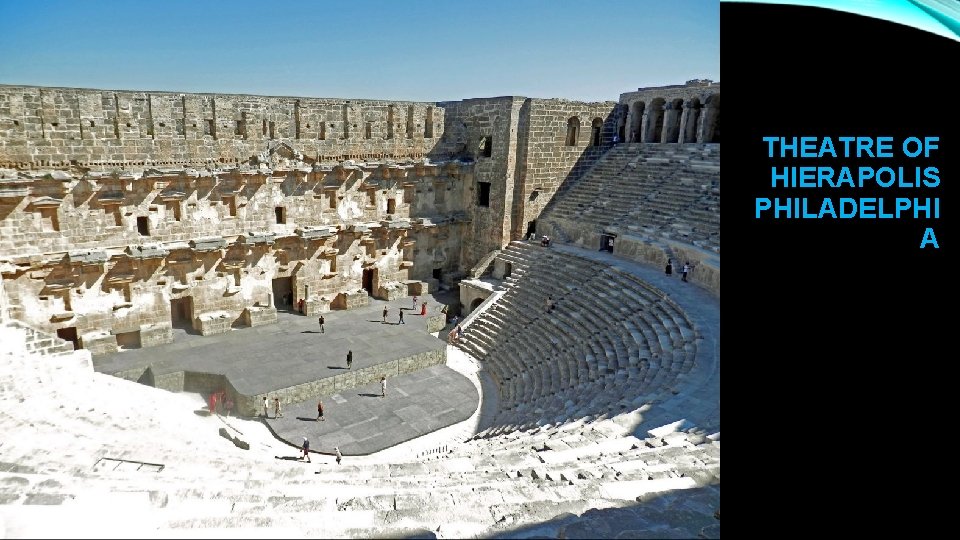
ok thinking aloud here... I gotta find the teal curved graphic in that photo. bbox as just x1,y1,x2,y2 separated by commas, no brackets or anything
722,1,960,42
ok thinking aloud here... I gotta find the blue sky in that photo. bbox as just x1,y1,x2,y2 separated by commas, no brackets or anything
0,0,720,102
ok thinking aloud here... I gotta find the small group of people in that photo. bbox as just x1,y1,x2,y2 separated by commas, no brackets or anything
299,438,341,465
382,299,428,324
209,391,234,416
262,396,284,418
526,231,551,247
664,258,692,282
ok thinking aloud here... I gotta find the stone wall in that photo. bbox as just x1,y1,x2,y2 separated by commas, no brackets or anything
437,97,524,271
512,99,617,239
0,158,472,350
0,86,449,168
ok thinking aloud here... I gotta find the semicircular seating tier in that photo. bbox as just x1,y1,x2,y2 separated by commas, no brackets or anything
454,241,706,438
539,143,720,254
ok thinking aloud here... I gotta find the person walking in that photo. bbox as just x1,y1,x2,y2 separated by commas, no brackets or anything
317,399,325,421
682,262,691,282
262,396,269,418
301,437,311,462
318,314,325,333
380,375,387,398
665,258,673,277
420,302,427,316
398,309,405,324
412,295,418,310
335,446,342,466
346,350,353,370
274,397,283,418
382,306,388,323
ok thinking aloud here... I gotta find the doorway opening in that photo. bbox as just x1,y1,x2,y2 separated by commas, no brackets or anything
56,327,79,350
600,234,616,253
170,297,194,329
362,268,378,296
272,277,293,310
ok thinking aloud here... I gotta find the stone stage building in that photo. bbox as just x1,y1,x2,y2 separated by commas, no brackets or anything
0,81,719,354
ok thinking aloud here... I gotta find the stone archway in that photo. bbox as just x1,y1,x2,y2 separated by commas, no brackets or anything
662,99,684,143
698,94,720,143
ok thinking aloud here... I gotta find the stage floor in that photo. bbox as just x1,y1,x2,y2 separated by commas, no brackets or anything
93,293,480,454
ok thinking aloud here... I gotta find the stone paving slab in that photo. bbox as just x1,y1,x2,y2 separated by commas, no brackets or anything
93,294,451,397
265,364,479,456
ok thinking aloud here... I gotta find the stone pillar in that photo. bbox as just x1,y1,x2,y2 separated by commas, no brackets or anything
641,103,664,143
697,104,719,143
678,103,700,144
661,106,681,143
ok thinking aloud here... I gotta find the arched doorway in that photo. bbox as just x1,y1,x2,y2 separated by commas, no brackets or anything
591,118,603,146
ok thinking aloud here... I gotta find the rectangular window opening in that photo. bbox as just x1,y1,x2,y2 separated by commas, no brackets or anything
477,182,491,207
136,216,150,236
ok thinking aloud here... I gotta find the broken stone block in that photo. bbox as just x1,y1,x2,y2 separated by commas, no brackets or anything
125,244,169,260
67,250,109,265
189,237,226,251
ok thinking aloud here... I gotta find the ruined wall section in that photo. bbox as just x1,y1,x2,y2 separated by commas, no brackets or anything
0,86,447,168
404,163,472,285
0,163,476,258
512,98,617,240
0,158,470,352
438,97,524,271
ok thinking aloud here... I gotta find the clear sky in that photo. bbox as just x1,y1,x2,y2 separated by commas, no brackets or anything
0,0,719,103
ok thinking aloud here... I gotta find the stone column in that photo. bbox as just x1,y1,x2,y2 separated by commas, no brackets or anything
697,104,719,143
678,103,700,144
661,105,681,143
641,103,664,143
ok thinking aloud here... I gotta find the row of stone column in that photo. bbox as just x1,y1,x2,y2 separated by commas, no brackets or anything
624,97,720,144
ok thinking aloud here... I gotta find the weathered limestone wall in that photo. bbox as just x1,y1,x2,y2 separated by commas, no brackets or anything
512,98,617,240
438,97,524,271
0,156,473,351
602,234,720,297
243,346,445,417
0,86,448,168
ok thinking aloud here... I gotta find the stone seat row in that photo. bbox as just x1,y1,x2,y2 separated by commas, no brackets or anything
455,244,699,431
